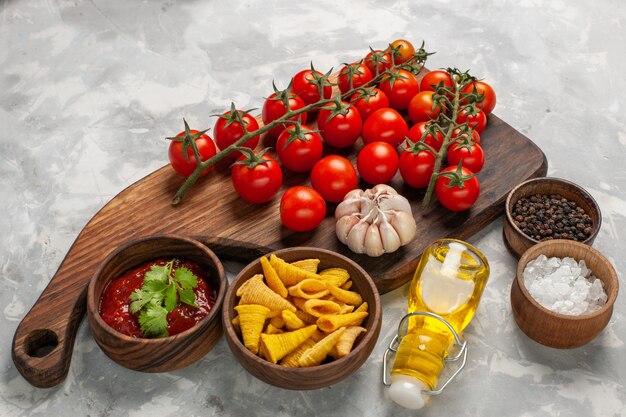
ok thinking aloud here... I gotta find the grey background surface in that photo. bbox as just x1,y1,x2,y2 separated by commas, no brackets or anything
1,0,625,416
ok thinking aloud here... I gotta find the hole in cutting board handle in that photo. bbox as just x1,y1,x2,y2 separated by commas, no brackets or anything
25,329,59,358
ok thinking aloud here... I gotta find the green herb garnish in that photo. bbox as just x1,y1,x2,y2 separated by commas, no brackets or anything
129,259,198,338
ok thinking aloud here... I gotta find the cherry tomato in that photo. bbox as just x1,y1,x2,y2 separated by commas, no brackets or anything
378,69,420,110
462,81,496,115
419,70,454,92
280,186,326,232
213,108,260,160
361,108,408,148
399,148,436,189
291,69,333,106
311,155,358,203
447,142,485,173
456,109,487,134
452,127,481,145
262,91,307,138
364,49,392,76
435,166,480,211
357,142,399,185
338,63,373,95
168,129,217,177
276,125,323,173
231,151,283,204
407,121,444,151
318,101,363,148
408,91,444,124
350,87,390,121
388,39,415,64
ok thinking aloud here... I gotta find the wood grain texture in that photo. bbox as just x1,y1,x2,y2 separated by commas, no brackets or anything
222,247,382,390
510,239,618,349
503,177,601,258
12,68,547,388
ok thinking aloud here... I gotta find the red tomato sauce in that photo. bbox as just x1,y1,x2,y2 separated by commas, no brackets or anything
99,258,216,338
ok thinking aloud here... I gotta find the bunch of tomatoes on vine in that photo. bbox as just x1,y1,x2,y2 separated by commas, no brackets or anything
166,39,496,233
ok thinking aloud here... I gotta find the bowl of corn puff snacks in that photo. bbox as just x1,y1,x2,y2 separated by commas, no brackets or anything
222,247,382,389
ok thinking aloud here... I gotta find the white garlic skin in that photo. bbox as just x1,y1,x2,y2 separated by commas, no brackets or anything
334,185,417,257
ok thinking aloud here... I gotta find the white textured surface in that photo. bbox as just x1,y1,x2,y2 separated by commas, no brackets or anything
1,0,625,416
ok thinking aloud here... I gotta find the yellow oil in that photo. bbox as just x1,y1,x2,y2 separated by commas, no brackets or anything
391,239,489,389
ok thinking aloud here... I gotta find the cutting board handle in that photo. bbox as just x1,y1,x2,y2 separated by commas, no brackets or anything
12,244,93,388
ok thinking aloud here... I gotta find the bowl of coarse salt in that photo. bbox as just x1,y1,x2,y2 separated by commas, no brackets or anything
511,239,618,348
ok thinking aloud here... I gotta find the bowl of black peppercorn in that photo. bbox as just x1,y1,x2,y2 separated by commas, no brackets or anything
503,177,601,258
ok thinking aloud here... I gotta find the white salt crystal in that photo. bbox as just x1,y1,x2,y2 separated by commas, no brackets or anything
523,255,607,316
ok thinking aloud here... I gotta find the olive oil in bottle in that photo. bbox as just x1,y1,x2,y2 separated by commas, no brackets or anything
389,239,490,409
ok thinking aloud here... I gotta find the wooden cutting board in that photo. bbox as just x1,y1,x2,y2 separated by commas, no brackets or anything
12,70,547,388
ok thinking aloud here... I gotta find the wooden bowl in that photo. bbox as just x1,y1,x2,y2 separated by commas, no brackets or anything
222,247,382,390
503,177,601,258
87,235,226,372
510,239,618,348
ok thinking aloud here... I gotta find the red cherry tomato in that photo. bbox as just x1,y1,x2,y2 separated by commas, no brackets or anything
291,69,332,106
231,151,283,204
419,70,454,92
462,81,496,115
407,121,444,151
447,142,485,173
338,63,373,95
168,129,217,177
452,127,481,145
364,49,392,76
357,142,399,185
399,148,436,189
262,92,307,138
276,125,323,173
388,39,415,64
280,186,326,232
408,91,444,123
361,108,408,148
318,102,363,148
456,109,487,134
350,87,390,121
310,155,358,203
213,109,260,160
378,69,420,110
435,166,480,211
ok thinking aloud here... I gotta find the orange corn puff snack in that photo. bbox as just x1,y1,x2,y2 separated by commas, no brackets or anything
327,285,363,306
270,254,321,286
298,328,346,367
303,299,342,317
235,304,270,355
316,311,368,332
260,256,288,298
290,259,320,274
282,310,306,330
331,326,366,358
237,274,296,312
260,325,317,364
288,279,329,299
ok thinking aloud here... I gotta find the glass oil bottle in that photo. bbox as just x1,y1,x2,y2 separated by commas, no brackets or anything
384,238,490,409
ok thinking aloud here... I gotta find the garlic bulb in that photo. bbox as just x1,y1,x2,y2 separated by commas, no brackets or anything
335,184,417,257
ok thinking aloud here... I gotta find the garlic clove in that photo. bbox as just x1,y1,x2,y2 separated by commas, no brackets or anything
335,215,360,244
378,194,412,214
371,184,397,196
390,211,417,245
364,223,385,257
379,219,401,253
347,221,369,254
335,189,365,220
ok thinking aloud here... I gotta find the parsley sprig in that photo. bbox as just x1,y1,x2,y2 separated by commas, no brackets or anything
129,260,198,338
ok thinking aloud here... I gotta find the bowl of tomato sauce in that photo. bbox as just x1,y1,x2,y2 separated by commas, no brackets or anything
87,235,226,372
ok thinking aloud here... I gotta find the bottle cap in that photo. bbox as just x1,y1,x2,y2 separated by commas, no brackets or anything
388,374,429,409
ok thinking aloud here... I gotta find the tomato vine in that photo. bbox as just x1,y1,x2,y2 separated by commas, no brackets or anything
170,42,432,206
